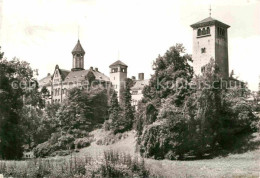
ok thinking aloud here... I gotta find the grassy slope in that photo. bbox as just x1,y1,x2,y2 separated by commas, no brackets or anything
74,129,260,178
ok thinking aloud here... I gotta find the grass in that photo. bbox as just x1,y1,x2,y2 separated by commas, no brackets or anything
0,150,150,177
1,130,260,177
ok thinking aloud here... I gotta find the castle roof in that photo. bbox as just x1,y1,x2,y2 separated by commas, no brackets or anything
72,40,85,54
39,74,52,87
109,60,128,67
191,17,230,29
64,69,110,83
131,79,149,90
60,69,70,80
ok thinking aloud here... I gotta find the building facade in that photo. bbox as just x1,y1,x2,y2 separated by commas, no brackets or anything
39,40,148,105
109,60,128,102
39,40,110,103
191,16,230,78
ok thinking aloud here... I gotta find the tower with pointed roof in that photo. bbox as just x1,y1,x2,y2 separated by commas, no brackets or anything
191,16,230,78
109,60,128,101
72,40,85,71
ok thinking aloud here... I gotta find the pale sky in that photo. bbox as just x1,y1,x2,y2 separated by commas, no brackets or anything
0,0,260,90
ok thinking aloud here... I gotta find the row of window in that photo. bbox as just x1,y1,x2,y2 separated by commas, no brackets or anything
197,27,226,38
132,90,138,95
53,88,68,96
197,27,210,36
217,27,226,37
111,68,127,73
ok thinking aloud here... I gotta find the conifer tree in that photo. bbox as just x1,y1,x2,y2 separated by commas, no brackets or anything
109,91,120,123
122,79,134,130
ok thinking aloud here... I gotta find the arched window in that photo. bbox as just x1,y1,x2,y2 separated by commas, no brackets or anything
197,29,201,36
207,27,210,34
202,28,206,35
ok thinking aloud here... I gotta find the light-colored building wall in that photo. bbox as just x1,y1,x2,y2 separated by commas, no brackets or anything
192,25,216,75
109,62,127,101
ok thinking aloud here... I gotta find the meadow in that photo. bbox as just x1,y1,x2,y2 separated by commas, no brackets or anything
0,130,259,178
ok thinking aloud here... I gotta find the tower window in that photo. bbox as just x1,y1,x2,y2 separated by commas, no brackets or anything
197,29,201,36
111,68,118,73
201,48,206,53
217,27,225,37
197,27,210,37
202,28,206,35
207,27,210,34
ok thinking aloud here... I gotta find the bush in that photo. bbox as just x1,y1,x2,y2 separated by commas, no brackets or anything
33,141,60,158
74,137,93,149
96,132,129,145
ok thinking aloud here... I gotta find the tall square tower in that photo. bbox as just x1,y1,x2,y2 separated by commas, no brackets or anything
191,17,230,78
109,60,128,101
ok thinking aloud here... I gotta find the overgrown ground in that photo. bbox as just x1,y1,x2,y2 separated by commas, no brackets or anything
0,129,260,177
74,129,260,177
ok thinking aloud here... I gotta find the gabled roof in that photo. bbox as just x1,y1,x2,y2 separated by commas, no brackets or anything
131,79,149,90
64,69,110,83
191,16,230,28
59,69,70,80
72,40,85,54
39,75,52,87
109,60,128,67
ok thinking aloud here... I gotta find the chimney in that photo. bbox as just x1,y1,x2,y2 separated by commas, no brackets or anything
47,73,50,76
138,73,144,80
90,67,93,71
95,68,98,72
131,76,136,80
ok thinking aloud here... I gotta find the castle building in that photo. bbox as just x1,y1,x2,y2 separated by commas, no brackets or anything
131,73,149,108
39,40,110,104
39,40,147,105
191,16,230,78
39,14,231,106
109,60,128,101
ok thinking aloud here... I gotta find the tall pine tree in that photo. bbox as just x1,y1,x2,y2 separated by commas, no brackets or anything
122,79,134,131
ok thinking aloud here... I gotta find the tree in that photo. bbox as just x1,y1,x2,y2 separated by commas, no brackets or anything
143,44,193,107
122,79,134,129
109,91,120,129
138,46,258,160
0,48,40,159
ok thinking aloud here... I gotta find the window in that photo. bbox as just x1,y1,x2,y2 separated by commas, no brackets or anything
207,27,210,34
217,27,225,37
132,90,138,95
111,68,118,73
197,27,210,37
201,66,206,73
197,29,201,36
202,28,206,35
201,48,206,53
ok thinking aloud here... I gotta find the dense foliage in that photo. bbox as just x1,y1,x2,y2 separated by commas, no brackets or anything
0,48,44,159
106,79,135,134
137,45,259,160
34,87,109,157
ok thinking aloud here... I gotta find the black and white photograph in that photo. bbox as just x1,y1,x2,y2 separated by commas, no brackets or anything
0,0,260,177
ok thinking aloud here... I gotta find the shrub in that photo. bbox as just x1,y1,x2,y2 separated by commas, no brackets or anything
74,137,93,149
33,141,60,158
